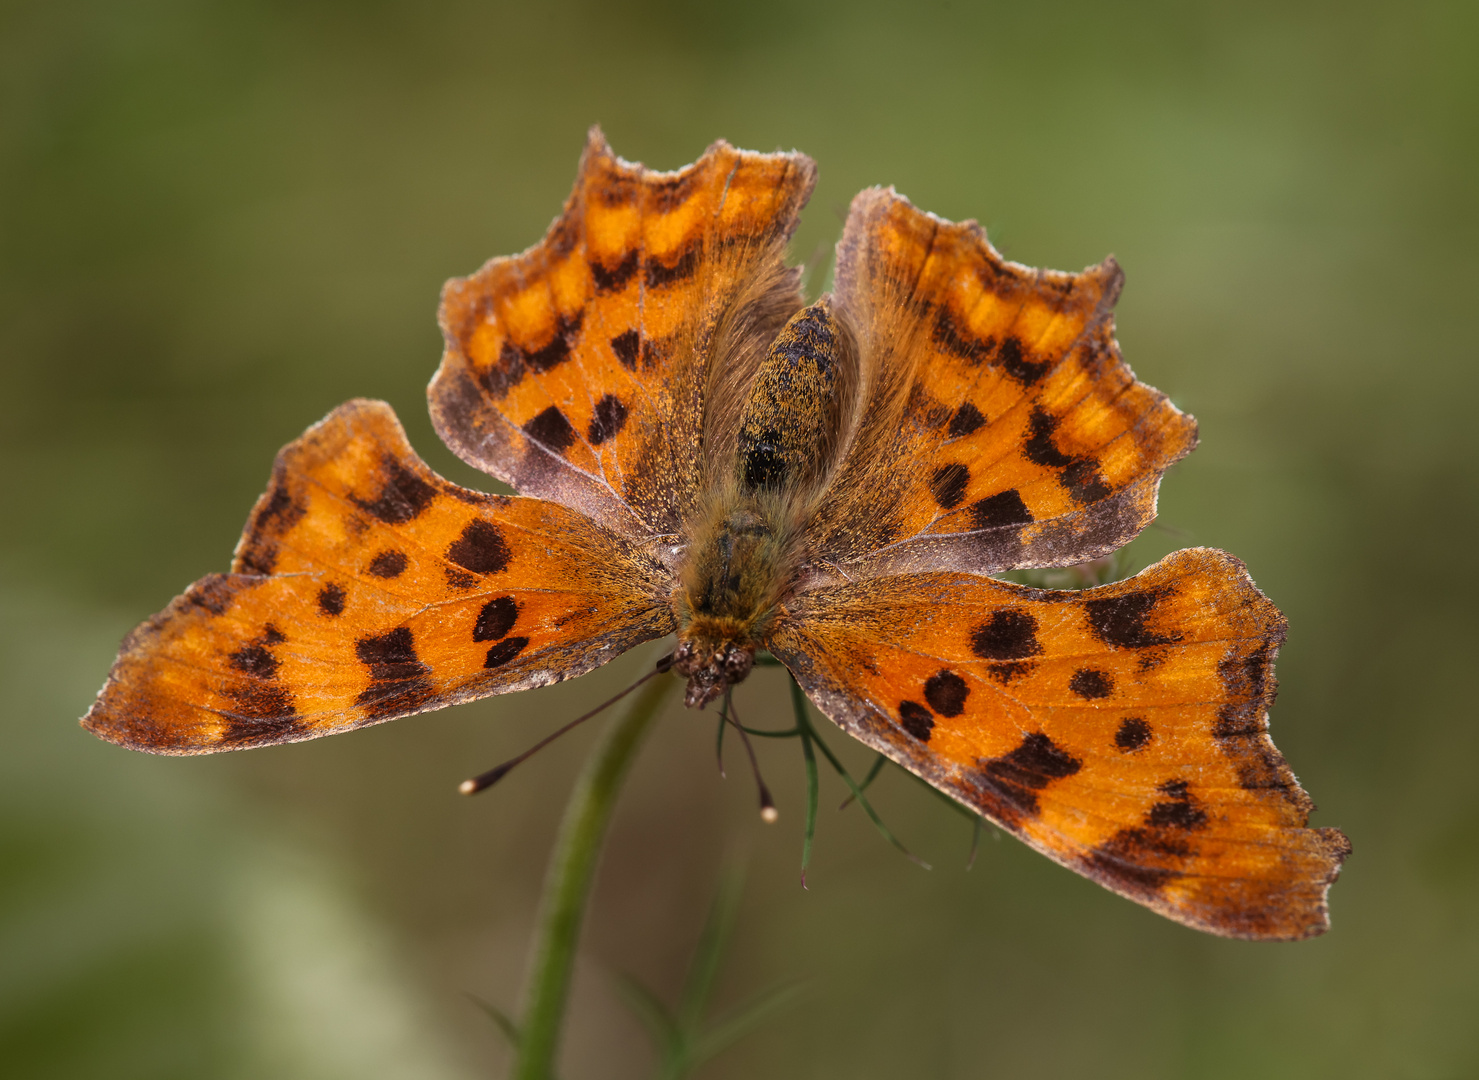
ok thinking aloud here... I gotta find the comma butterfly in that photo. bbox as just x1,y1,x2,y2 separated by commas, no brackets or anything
83,129,1349,940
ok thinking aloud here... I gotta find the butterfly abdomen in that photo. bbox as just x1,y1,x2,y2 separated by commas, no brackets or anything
735,298,856,496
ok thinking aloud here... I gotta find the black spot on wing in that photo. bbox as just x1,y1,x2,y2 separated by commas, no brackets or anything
355,627,426,681
594,172,640,206
229,633,280,679
444,567,478,590
1023,407,1115,506
590,250,638,292
522,312,584,374
969,489,1033,530
929,464,970,510
1137,647,1170,673
1068,668,1113,699
640,336,667,370
446,520,511,576
221,625,300,742
1085,590,1181,649
932,312,991,365
1115,717,1152,752
975,732,1082,821
923,670,968,717
899,701,934,742
648,170,701,211
970,609,1043,660
480,341,526,398
984,660,1036,684
1212,642,1301,803
219,685,300,743
546,215,578,259
948,402,986,438
253,483,304,535
237,482,306,575
186,575,247,615
355,626,434,717
484,636,530,669
318,583,346,616
473,596,519,642
645,245,699,288
353,457,437,525
1084,829,1188,898
1215,642,1274,721
610,330,640,370
1146,780,1208,831
1024,407,1074,469
523,406,578,454
368,550,408,578
996,336,1049,385
588,394,628,445
1062,458,1111,504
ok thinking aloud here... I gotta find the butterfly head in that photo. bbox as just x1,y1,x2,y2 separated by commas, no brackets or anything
671,630,755,709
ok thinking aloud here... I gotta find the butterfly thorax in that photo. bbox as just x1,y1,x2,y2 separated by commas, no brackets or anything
672,298,856,708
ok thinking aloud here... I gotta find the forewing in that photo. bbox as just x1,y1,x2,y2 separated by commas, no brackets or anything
808,188,1198,578
767,548,1349,939
82,400,675,754
430,128,816,548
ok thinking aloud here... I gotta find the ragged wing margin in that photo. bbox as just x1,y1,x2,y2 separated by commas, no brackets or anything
82,399,676,755
801,187,1198,581
768,548,1349,939
430,127,815,549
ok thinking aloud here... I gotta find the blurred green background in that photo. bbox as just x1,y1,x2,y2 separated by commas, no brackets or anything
3,1,1476,1077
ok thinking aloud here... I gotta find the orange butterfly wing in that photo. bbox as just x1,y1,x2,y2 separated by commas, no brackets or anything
82,400,674,754
768,548,1349,939
806,188,1197,578
430,127,816,546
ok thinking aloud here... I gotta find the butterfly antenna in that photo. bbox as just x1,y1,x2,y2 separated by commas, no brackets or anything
715,692,729,779
724,692,778,824
458,654,674,795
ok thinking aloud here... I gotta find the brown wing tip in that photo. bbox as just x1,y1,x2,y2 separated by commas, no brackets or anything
78,577,244,756
81,671,208,757
1237,824,1352,941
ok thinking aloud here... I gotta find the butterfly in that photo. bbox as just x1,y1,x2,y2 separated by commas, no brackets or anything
83,128,1349,940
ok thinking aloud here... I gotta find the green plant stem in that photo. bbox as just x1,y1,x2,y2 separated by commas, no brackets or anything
512,672,674,1080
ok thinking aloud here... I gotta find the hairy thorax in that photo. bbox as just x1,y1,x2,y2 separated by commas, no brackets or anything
672,493,788,706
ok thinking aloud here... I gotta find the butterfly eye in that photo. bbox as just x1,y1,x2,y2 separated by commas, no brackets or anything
672,639,699,674
721,644,754,683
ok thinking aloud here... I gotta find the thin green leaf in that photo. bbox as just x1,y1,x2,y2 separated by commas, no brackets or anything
790,685,930,870
465,992,521,1048
677,863,744,1033
611,971,681,1057
798,727,819,887
691,980,807,1066
735,723,800,739
714,703,727,777
838,753,887,810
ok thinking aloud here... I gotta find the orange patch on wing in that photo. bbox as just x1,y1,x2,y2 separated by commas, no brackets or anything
430,126,816,544
769,548,1347,940
808,188,1197,578
82,400,674,753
